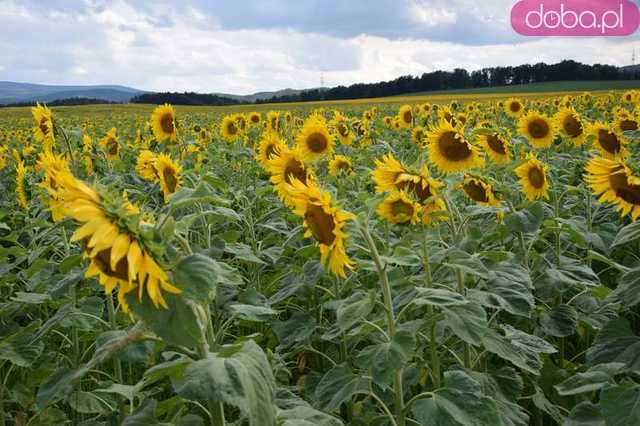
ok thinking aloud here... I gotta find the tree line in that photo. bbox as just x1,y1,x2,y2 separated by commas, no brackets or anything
130,92,240,106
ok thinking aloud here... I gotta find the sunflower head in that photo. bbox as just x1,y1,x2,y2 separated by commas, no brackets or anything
15,161,29,210
505,98,524,117
151,104,178,142
329,155,355,177
31,103,55,147
554,108,585,146
221,115,242,141
249,112,261,126
585,156,640,220
397,105,413,128
412,126,427,146
461,174,500,207
100,128,120,160
514,154,550,200
296,115,334,161
587,123,627,160
266,146,313,206
427,120,485,174
477,129,511,163
615,112,639,134
136,150,159,183
256,131,285,168
153,153,182,202
518,111,557,149
377,191,421,225
267,111,280,132
334,120,355,145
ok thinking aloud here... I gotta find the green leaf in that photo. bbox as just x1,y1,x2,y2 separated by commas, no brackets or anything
275,389,344,426
229,304,278,322
482,326,556,375
555,363,625,396
11,291,51,304
469,261,533,317
531,385,564,424
380,245,422,267
355,331,415,386
544,257,600,288
443,249,489,279
122,399,161,426
600,384,640,426
412,288,468,307
565,402,604,426
587,318,640,372
611,221,640,247
504,202,544,234
173,340,276,425
607,267,640,309
469,368,528,426
314,364,368,413
96,331,155,363
173,254,227,303
0,322,44,367
36,367,79,409
413,370,503,426
169,181,229,208
224,242,266,265
68,391,111,414
272,312,316,348
336,291,374,333
540,304,578,337
442,303,488,345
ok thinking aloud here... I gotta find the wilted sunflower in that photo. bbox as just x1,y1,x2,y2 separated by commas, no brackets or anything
587,123,627,160
248,111,261,126
518,112,557,149
15,161,28,210
220,115,242,141
100,128,120,160
515,154,550,200
151,104,178,142
256,131,285,168
31,103,55,149
266,146,313,206
427,120,484,174
296,115,334,161
461,174,500,207
329,155,355,177
412,126,427,146
377,191,421,225
334,121,355,145
288,179,355,278
397,105,413,128
477,130,511,163
154,153,182,201
554,108,585,146
136,150,158,183
585,156,640,220
505,98,524,118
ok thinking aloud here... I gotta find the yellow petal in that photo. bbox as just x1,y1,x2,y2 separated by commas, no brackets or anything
110,234,130,271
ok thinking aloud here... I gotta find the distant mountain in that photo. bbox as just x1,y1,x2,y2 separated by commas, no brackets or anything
0,81,145,104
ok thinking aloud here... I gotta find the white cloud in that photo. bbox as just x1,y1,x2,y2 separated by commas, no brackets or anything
407,1,457,26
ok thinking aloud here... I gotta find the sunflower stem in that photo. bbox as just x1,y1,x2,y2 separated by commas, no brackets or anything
359,220,405,426
422,230,441,388
107,294,125,417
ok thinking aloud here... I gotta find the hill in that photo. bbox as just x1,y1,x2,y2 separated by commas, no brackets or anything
0,81,145,104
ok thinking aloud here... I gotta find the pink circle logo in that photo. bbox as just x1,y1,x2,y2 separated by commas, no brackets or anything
511,0,640,36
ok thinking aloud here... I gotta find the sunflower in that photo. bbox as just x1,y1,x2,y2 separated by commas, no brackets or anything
418,103,432,117
585,156,640,220
554,108,585,146
614,112,638,134
518,112,557,149
384,116,393,127
151,104,178,142
334,121,355,145
154,153,182,201
296,115,334,161
514,154,550,200
412,126,427,146
505,98,524,118
437,106,456,126
421,196,448,225
220,115,242,141
136,150,158,183
15,161,28,210
329,155,355,177
461,174,500,207
256,131,285,168
377,191,421,225
248,112,261,126
622,90,637,104
266,146,313,206
587,123,627,160
267,111,280,132
477,130,511,163
31,103,55,148
82,134,94,176
288,179,355,278
397,105,413,128
39,166,180,310
100,128,120,160
427,120,484,174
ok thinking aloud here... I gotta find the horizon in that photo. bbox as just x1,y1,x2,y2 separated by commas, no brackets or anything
1,0,640,95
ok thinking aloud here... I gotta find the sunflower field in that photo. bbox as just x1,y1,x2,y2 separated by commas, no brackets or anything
2,90,640,426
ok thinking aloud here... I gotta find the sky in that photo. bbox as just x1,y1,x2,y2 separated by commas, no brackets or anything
0,0,639,95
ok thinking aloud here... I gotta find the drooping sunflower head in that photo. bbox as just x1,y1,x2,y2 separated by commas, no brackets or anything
151,103,178,142
587,122,628,160
256,131,286,168
15,161,29,210
514,154,550,201
136,150,159,183
100,128,120,160
518,111,557,149
412,126,427,146
505,98,524,117
296,115,334,161
585,156,640,220
153,153,182,202
220,115,242,141
554,108,585,146
372,153,407,193
461,174,500,207
329,154,355,177
377,191,421,225
288,179,356,278
477,129,512,163
427,120,485,174
266,146,313,206
397,105,413,128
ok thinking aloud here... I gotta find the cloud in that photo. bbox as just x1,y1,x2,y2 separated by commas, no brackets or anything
0,0,637,94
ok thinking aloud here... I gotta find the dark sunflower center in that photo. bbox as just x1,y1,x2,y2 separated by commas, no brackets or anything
438,131,471,161
463,180,489,203
284,158,306,184
270,118,278,129
403,110,412,124
304,204,336,246
620,119,638,132
163,168,178,192
93,247,129,281
458,116,467,125
391,200,414,219
306,132,328,153
251,114,260,123
397,179,432,203
444,112,453,122
265,143,278,159
226,121,238,135
563,115,582,137
160,113,174,134
509,102,521,113
39,118,50,135
486,134,507,154
338,123,349,137
597,129,621,154
609,171,640,205
414,130,424,141
528,119,550,139
528,166,545,189
107,139,118,155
